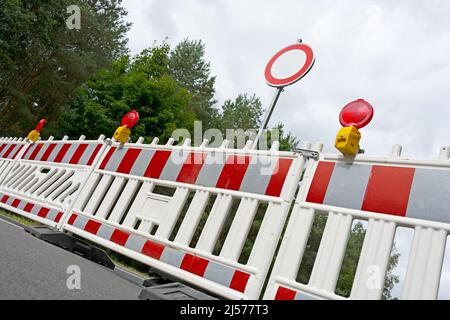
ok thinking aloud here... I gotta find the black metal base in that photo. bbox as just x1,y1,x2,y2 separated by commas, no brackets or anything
139,282,218,300
24,225,115,269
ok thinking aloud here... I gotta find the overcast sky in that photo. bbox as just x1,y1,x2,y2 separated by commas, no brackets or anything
122,0,450,157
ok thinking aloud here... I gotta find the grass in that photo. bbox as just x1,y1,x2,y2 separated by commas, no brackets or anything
0,208,39,227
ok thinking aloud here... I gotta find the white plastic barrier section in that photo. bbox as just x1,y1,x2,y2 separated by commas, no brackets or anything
0,136,106,227
264,146,450,300
0,137,27,184
62,139,309,299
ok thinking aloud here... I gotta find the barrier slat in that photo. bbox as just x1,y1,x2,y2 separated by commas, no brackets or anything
0,137,106,228
264,150,450,300
402,227,446,299
62,140,307,299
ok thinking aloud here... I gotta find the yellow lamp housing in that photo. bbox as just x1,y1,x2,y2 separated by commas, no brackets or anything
27,129,40,143
335,126,361,156
113,125,131,144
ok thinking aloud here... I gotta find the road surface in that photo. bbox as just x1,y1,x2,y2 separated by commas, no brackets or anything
0,217,142,300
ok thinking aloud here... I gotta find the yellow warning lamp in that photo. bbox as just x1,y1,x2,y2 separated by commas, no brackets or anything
335,99,374,156
27,119,46,143
113,110,139,143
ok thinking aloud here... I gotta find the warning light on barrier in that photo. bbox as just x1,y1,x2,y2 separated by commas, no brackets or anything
335,99,374,156
113,110,139,143
27,118,46,142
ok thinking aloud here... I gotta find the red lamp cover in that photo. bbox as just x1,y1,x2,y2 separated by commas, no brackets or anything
35,119,46,132
339,99,374,129
121,110,139,128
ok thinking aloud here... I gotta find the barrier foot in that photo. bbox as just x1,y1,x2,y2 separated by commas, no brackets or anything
139,282,218,300
24,225,115,270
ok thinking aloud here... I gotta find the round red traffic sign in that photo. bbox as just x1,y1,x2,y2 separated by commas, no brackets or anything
121,110,139,128
264,43,315,87
339,99,374,129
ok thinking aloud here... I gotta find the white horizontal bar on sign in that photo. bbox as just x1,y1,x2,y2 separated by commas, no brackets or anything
71,211,259,275
322,153,450,169
273,276,347,301
110,141,299,159
300,202,450,232
96,169,285,203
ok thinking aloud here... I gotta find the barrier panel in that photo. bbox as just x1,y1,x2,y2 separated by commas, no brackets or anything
0,136,106,228
0,137,27,184
62,138,311,299
264,146,450,300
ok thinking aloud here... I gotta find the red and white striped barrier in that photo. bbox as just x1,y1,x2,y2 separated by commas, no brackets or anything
0,136,106,227
62,138,310,299
0,137,27,184
264,146,450,300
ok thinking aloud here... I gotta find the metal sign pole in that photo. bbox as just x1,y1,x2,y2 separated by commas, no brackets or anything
252,86,284,150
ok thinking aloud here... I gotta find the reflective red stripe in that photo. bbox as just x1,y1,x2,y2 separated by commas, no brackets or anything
143,150,171,179
28,144,44,160
306,161,336,204
110,229,130,246
53,144,71,163
23,203,34,213
11,145,24,159
180,254,209,277
84,219,102,234
68,213,78,225
0,144,7,154
87,144,102,166
117,148,142,174
54,212,63,223
362,165,415,217
275,286,296,300
229,270,250,293
37,208,50,218
3,144,17,159
216,155,251,191
40,144,56,161
141,240,165,260
99,147,116,170
21,144,34,159
11,199,20,208
69,144,88,164
1,195,9,203
176,152,206,184
265,158,293,196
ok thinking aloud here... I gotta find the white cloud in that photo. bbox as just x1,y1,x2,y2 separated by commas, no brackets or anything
122,0,450,158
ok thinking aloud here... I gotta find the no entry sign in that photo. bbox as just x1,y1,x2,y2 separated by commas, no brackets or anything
264,43,315,87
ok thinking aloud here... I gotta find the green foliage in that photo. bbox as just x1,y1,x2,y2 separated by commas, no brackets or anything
0,0,130,137
335,221,367,297
263,122,300,151
58,42,197,141
216,93,262,131
296,214,328,284
383,244,400,300
296,216,400,298
169,39,218,130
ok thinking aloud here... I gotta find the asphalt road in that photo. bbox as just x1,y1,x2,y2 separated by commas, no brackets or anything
0,217,142,300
